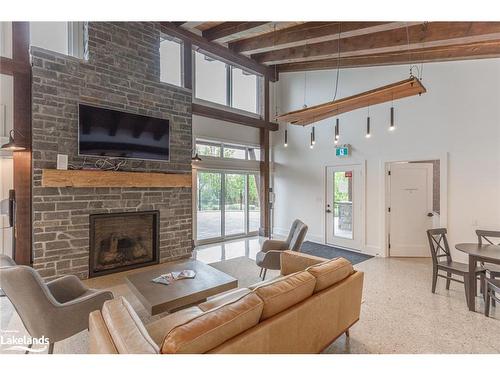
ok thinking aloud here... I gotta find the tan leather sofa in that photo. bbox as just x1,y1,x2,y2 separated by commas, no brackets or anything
89,250,364,354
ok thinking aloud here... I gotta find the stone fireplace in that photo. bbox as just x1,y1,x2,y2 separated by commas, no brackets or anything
89,211,159,277
30,22,193,281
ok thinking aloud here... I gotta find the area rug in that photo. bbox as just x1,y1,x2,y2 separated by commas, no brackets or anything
209,257,280,288
301,241,373,265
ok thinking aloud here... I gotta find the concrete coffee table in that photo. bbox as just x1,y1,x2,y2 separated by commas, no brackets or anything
126,259,238,315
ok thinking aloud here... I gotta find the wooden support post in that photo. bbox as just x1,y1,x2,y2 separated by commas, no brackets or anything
259,77,271,237
11,22,32,265
183,40,192,90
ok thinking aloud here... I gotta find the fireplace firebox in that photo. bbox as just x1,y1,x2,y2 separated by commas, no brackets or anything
89,211,159,277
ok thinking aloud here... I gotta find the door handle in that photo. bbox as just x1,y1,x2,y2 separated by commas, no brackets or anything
427,212,434,217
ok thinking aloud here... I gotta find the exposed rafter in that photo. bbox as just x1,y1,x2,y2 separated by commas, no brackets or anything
229,21,419,55
202,22,270,42
276,41,500,72
252,22,500,65
160,22,276,80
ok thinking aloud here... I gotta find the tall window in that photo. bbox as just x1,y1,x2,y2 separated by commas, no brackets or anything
231,67,258,113
30,22,85,58
195,51,228,106
0,22,12,58
159,37,183,87
194,50,262,115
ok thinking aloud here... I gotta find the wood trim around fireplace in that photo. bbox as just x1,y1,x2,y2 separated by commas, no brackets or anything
88,210,160,278
41,169,192,188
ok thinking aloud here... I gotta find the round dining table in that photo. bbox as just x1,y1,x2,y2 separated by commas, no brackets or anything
455,243,500,312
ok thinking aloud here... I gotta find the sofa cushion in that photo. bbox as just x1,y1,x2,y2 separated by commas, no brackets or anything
253,271,316,321
146,306,203,346
101,297,159,354
160,292,263,354
198,288,251,312
306,257,354,293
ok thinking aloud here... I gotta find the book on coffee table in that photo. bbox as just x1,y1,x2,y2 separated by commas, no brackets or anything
151,270,196,285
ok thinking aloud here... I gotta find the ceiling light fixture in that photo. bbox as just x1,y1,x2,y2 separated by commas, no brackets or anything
334,118,340,144
389,102,395,132
366,106,371,138
1,129,26,151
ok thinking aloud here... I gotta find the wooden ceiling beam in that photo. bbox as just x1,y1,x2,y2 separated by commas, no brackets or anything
159,22,276,81
192,103,279,131
229,21,415,55
253,22,500,65
203,22,271,43
275,41,500,72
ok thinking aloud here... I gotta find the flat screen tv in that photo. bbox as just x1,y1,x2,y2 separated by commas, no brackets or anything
78,104,170,161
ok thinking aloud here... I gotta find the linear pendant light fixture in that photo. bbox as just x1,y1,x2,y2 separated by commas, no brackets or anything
276,77,426,126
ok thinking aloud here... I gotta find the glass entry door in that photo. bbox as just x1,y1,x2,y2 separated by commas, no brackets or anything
196,170,260,244
325,165,364,250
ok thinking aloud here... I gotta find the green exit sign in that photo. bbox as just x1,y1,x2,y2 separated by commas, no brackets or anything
335,145,350,157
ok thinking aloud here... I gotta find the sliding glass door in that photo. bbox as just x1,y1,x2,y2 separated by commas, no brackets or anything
196,170,260,243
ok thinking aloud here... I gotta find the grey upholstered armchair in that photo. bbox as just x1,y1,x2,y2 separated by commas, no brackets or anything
256,219,308,279
0,255,113,353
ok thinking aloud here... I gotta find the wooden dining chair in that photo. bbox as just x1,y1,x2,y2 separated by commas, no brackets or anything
484,278,500,317
477,230,500,307
427,228,486,304
476,230,500,278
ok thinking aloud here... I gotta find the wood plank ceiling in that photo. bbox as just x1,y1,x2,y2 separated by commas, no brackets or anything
174,21,500,73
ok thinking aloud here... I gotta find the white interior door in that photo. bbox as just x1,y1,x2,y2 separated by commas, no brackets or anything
388,162,434,257
326,164,363,250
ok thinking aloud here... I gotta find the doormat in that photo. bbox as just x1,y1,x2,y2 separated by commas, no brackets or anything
300,241,373,265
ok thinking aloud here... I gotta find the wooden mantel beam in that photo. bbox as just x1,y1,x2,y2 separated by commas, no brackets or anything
159,22,276,81
253,22,500,65
229,21,413,55
203,22,270,43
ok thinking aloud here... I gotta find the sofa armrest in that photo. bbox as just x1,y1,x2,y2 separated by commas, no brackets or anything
280,250,327,276
89,310,118,354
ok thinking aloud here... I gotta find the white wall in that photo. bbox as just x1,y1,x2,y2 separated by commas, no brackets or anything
193,114,260,146
272,59,500,261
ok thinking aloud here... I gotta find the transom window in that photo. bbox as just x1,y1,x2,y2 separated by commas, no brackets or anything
196,140,260,161
194,50,262,116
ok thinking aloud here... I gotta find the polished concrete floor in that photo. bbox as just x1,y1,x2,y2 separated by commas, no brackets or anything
1,236,499,354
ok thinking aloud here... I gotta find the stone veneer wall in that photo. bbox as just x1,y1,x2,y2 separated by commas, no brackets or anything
31,22,193,280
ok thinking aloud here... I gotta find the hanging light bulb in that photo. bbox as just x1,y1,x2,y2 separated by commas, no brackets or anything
312,126,316,145
310,130,314,149
335,118,339,141
366,106,371,138
389,106,395,131
284,128,288,147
